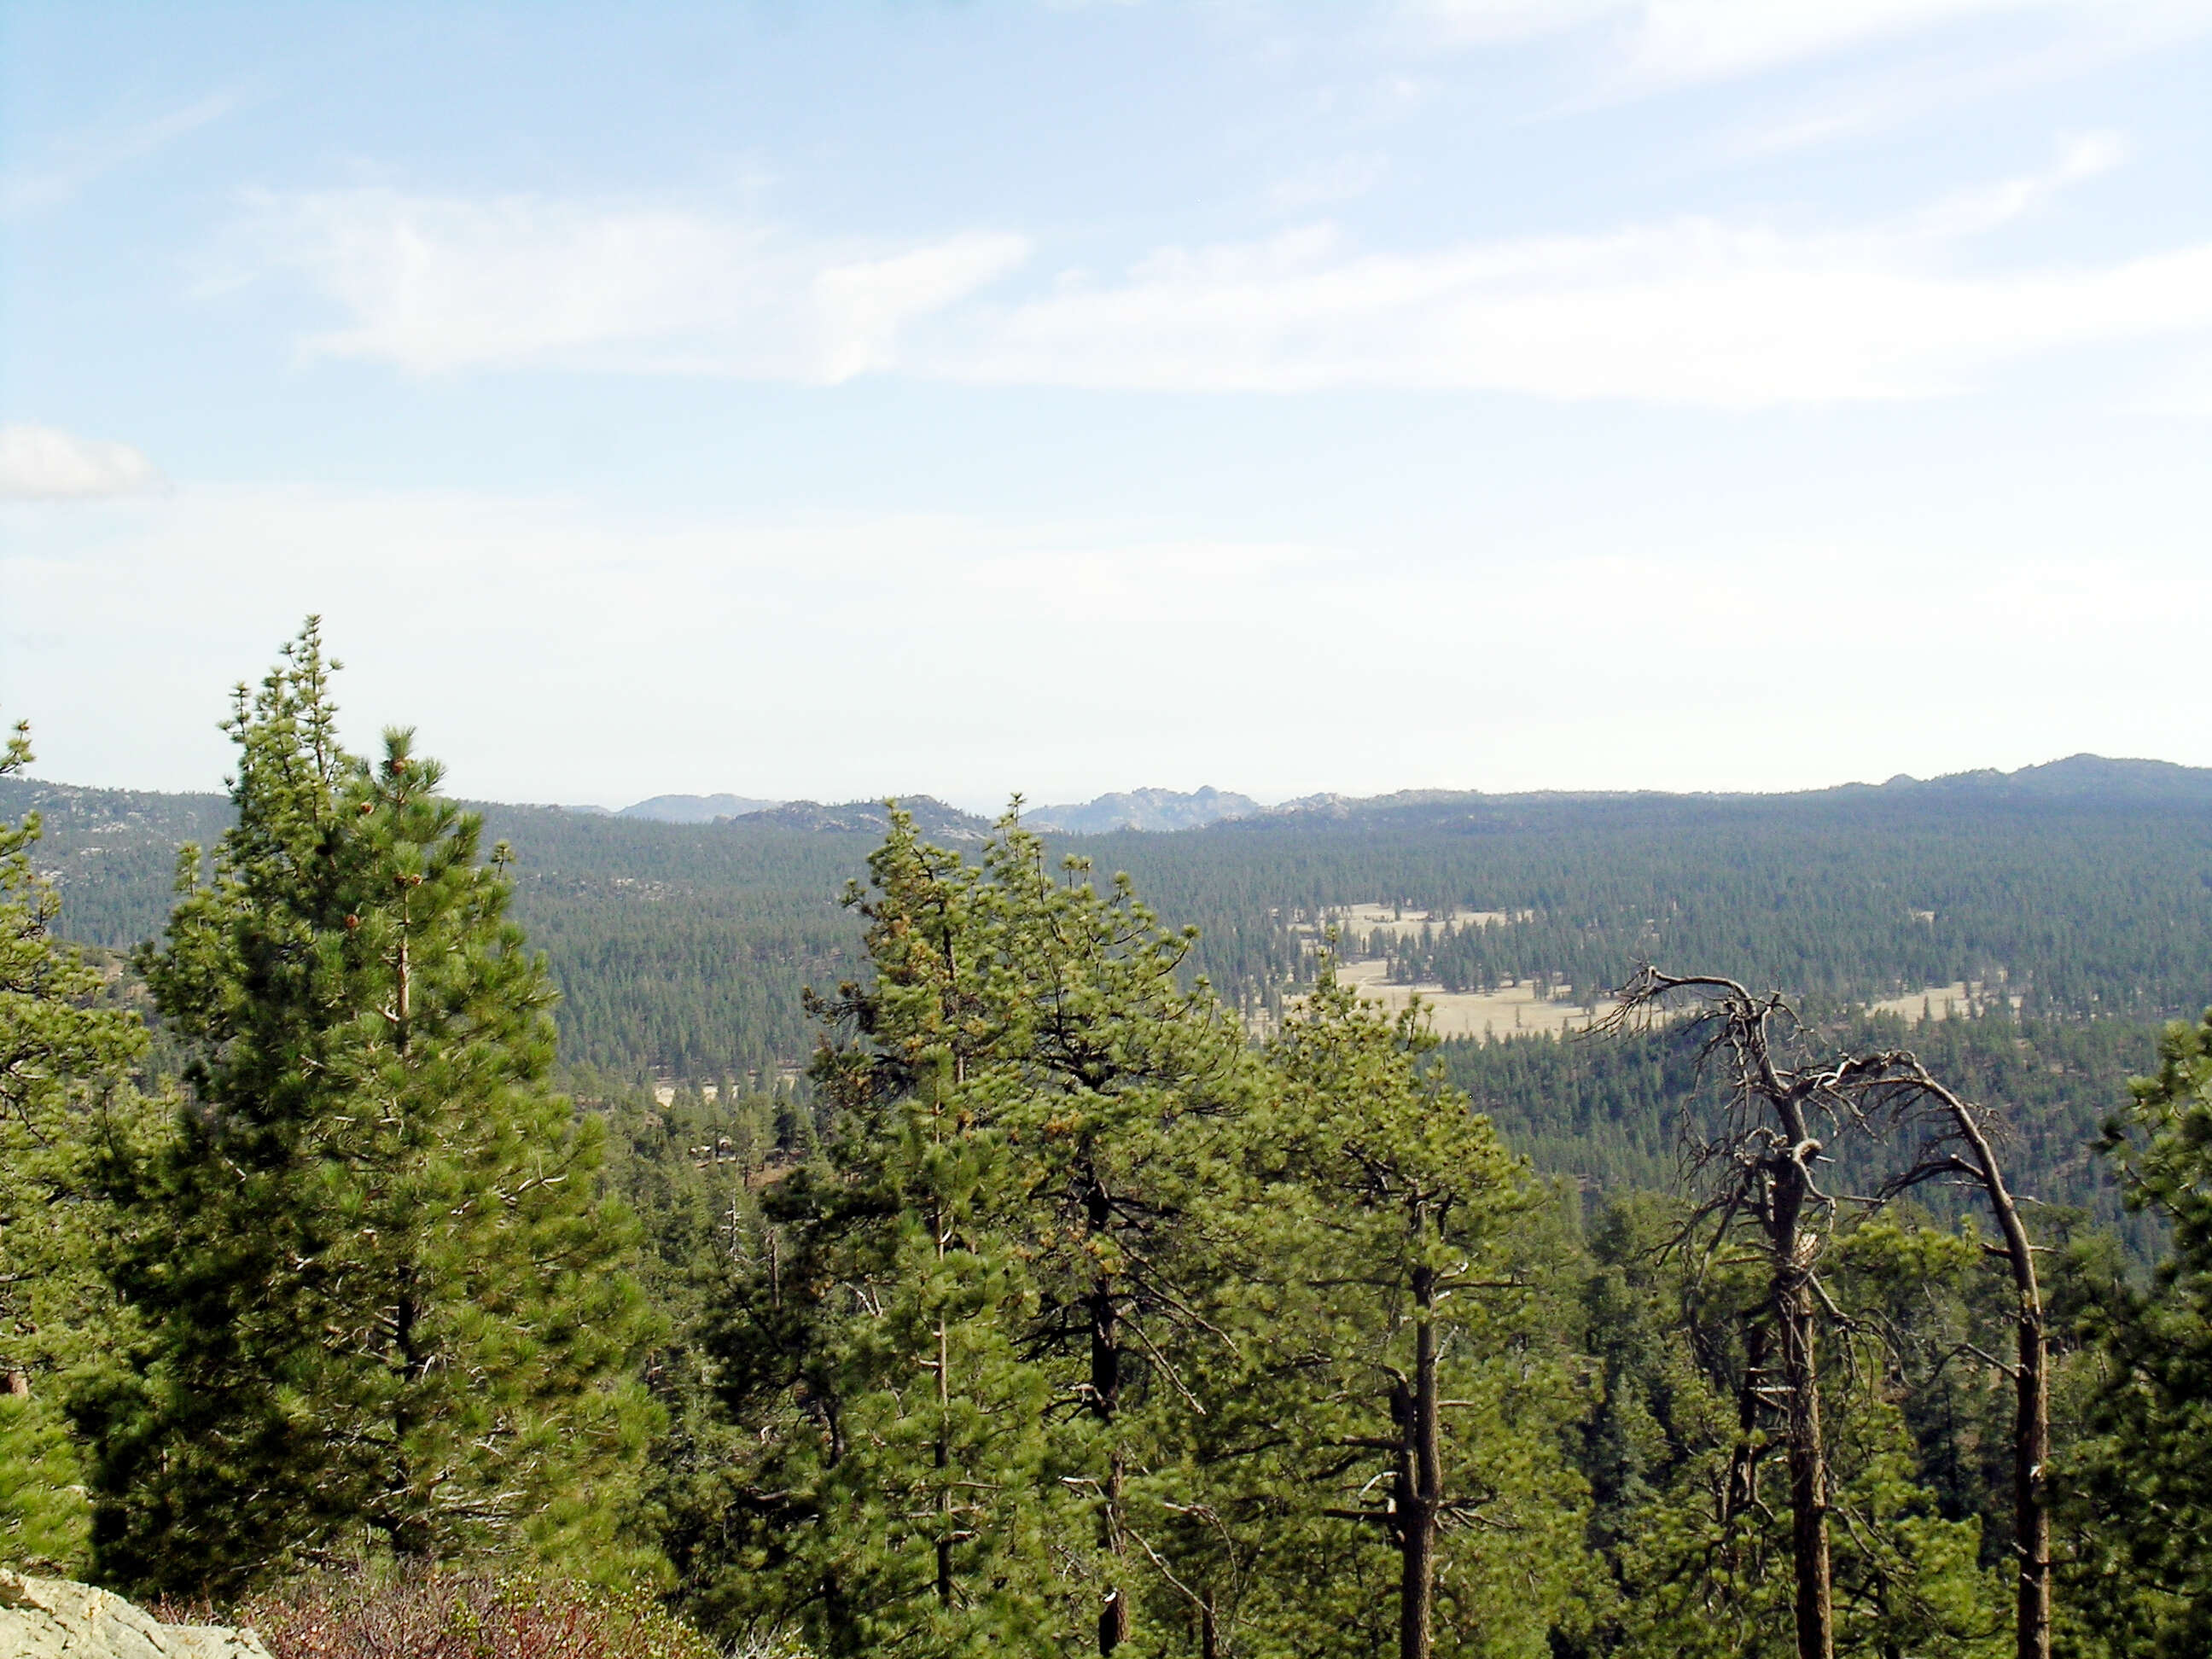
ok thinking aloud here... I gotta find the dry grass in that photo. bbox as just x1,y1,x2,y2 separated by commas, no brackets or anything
1866,980,2022,1022
1308,903,1528,942
1330,958,1602,1039
160,1571,742,1659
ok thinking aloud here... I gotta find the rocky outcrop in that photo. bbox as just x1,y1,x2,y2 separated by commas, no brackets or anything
0,1569,272,1658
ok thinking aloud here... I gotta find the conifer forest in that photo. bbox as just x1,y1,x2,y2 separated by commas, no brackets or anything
8,620,2212,1659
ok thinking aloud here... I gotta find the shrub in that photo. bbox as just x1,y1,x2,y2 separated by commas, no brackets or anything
161,1569,750,1659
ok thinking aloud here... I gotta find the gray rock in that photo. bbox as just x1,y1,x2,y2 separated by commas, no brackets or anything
0,1569,273,1659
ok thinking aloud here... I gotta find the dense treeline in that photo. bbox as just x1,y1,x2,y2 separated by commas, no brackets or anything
9,629,2212,1657
13,758,2212,1093
1435,1012,2161,1241
0,777,869,1084
509,866,852,1082
588,817,2212,1658
18,748,2162,1227
1092,790,2212,1022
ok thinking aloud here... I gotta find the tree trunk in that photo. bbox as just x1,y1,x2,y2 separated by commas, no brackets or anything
382,1278,440,1562
1946,1101,2050,1659
1770,1150,1833,1659
1780,1278,1833,1659
1399,1264,1441,1659
934,1203,954,1605
1093,1278,1129,1656
2011,1294,2050,1659
1725,1318,1772,1528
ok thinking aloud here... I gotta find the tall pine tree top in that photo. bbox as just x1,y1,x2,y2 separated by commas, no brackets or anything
82,620,660,1598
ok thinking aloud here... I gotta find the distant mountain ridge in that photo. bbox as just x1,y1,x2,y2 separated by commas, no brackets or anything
607,785,1263,835
732,796,994,842
1024,786,1260,834
603,756,2212,841
1230,754,2212,834
616,793,783,824
1902,754,2212,801
17,760,2212,862
9,752,2212,1103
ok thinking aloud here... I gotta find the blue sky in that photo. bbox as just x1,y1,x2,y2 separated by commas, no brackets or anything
5,1,2210,809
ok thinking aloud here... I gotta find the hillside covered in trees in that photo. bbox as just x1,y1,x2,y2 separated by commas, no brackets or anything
6,629,2212,1658
12,752,2212,1057
8,749,2203,1224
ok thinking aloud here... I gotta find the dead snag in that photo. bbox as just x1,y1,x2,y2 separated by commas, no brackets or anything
1873,1060,2050,1659
1603,966,1896,1659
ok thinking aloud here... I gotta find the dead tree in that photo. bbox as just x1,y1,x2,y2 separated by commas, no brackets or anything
1605,967,1901,1659
1871,1059,2050,1659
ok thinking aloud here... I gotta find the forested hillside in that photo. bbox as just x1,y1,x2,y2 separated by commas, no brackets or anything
7,758,2202,1216
13,755,2212,1071
1441,1011,2161,1239
1103,761,2212,1024
10,640,2212,1659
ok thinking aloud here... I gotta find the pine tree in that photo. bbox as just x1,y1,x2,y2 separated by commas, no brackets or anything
0,714,148,1571
1239,957,1593,1659
703,811,1080,1655
971,818,1262,1656
1599,1209,2007,1659
2064,1005,2212,1656
76,622,659,1597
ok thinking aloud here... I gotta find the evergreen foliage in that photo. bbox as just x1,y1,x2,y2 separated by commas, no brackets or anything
0,713,148,1572
7,630,2212,1656
2062,1004,2212,1655
723,812,1080,1654
680,820,1604,1658
15,759,2212,1089
1233,960,1593,1656
75,625,658,1597
1435,1012,2156,1237
1575,1202,2010,1658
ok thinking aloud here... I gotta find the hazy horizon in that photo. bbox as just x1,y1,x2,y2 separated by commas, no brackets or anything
7,2,2210,805
9,748,2198,824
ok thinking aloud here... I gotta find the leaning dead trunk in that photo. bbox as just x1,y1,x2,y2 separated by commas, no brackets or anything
1953,1098,2049,1659
1603,969,1851,1659
2005,1240,2050,1659
1886,1070,2049,1659
1951,1116,2051,1659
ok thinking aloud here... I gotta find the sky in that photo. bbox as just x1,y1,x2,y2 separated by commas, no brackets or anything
4,0,2210,812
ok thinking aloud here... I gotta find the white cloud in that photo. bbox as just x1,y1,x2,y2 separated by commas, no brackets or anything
812,236,1034,382
2,95,234,218
1906,130,2124,236
924,141,2212,405
243,142,2212,408
1726,33,2140,154
1411,0,2212,88
1412,0,1619,46
0,425,164,499
254,189,1028,380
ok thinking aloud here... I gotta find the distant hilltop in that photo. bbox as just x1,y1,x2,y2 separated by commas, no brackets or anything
614,793,783,824
1023,785,1260,834
585,757,2212,836
32,757,2197,853
731,796,992,842
600,785,1263,833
